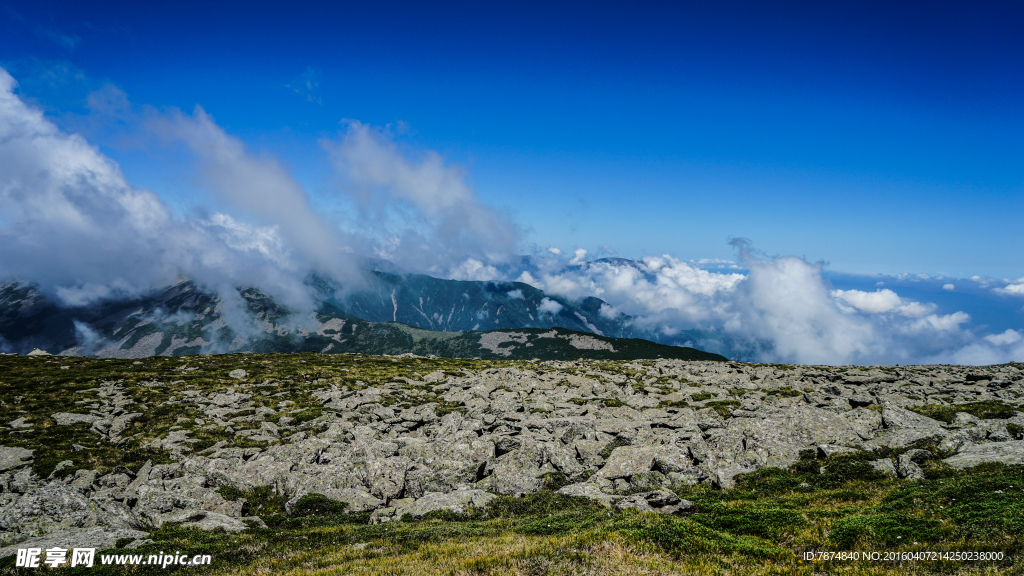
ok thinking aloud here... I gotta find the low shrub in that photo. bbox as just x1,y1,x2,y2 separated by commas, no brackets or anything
830,514,942,548
910,400,1018,424
484,491,602,519
291,493,348,517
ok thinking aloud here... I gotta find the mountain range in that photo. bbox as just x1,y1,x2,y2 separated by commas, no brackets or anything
0,267,724,362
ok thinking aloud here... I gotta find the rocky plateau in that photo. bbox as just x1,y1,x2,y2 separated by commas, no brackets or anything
1,354,1023,559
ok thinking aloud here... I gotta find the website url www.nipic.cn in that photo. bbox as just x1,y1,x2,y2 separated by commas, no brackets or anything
15,548,212,568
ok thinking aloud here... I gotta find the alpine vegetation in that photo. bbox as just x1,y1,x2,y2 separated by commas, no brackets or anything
1,353,1022,573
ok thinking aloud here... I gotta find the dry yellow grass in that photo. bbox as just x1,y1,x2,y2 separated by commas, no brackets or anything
209,530,1014,576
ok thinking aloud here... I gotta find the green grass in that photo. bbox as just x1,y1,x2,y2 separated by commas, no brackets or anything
6,462,1018,574
909,400,1019,423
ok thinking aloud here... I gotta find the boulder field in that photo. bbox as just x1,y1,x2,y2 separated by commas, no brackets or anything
2,357,1023,557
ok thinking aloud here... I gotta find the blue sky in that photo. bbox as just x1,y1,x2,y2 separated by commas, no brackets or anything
1,1,1022,363
4,0,1022,275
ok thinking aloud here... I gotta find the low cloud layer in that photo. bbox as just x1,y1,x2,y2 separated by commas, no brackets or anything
513,245,1022,365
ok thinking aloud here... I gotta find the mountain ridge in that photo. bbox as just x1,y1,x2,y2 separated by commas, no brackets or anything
0,276,723,361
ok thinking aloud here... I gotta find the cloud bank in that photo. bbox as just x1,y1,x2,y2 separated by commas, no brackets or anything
0,68,518,310
0,68,355,312
512,245,1021,365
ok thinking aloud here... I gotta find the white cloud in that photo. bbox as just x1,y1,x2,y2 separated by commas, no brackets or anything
995,277,1024,296
516,271,540,287
730,254,876,364
830,289,901,314
599,303,620,319
831,289,935,317
942,283,955,291
448,258,500,282
506,289,524,299
148,105,353,280
321,121,517,273
569,248,588,265
985,329,1023,346
907,311,970,332
937,334,1024,365
691,258,741,269
538,297,563,315
0,68,180,297
0,67,351,314
548,247,562,255
517,243,1002,365
1,66,1017,367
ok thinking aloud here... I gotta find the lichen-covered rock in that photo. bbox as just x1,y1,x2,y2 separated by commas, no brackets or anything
943,441,1024,469
377,489,494,523
0,446,33,473
285,488,384,514
158,510,248,532
870,458,897,476
482,443,545,496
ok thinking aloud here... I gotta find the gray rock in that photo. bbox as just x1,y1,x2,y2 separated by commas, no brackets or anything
365,456,411,501
482,440,545,496
0,446,33,473
285,488,384,514
895,450,931,479
615,494,653,512
881,404,944,429
943,441,1024,469
705,405,864,487
841,408,883,440
556,481,619,507
870,458,897,477
52,413,100,426
639,489,680,508
6,358,1024,549
948,412,980,429
160,510,248,532
595,446,658,480
817,444,858,458
848,394,875,408
384,489,495,522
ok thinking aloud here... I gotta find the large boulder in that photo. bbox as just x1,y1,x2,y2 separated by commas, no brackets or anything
705,406,864,488
873,404,948,448
0,447,33,473
943,441,1024,469
376,489,495,523
285,488,384,514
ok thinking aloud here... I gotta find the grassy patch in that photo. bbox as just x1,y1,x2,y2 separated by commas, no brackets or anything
910,400,1019,423
704,400,741,417
764,387,802,398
